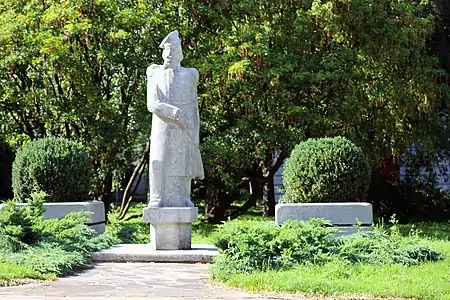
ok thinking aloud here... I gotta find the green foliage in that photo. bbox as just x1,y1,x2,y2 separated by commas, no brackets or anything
0,192,117,278
12,137,92,202
211,218,443,281
369,179,450,222
192,0,447,218
0,191,46,249
0,244,87,276
281,137,370,203
339,230,441,265
0,0,163,197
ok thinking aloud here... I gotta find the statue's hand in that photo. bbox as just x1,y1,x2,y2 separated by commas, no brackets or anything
174,108,187,129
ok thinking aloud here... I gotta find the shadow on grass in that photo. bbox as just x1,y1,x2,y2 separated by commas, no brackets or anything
192,222,217,237
398,222,450,241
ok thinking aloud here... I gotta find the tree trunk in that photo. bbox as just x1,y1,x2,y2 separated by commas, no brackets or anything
249,176,262,207
118,158,148,220
119,140,150,218
261,151,286,217
225,177,262,219
204,186,232,224
99,171,113,223
262,175,275,217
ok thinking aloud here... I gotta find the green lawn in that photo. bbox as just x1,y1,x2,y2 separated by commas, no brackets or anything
0,262,55,287
4,201,447,299
218,223,450,300
107,203,269,244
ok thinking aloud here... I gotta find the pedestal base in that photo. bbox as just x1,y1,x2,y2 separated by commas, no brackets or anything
143,207,198,250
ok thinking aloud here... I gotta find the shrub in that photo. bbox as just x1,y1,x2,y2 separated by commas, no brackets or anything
12,137,92,202
337,230,441,265
212,219,340,279
0,192,117,277
280,136,370,203
0,192,46,248
211,218,443,281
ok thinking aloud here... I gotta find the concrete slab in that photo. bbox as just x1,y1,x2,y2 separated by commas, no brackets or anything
275,202,373,226
92,244,218,263
0,201,105,234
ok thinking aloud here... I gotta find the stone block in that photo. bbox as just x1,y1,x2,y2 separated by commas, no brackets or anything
143,207,198,250
275,202,373,226
0,201,105,234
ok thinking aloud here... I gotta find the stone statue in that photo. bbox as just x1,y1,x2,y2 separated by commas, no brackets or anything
146,30,204,208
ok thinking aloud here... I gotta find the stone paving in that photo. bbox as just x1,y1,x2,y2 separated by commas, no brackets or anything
0,262,301,300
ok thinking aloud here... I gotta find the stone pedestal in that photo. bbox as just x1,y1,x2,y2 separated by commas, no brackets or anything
143,207,198,250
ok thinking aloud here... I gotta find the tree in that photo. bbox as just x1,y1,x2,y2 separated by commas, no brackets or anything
0,0,179,211
184,0,447,221
1,0,447,223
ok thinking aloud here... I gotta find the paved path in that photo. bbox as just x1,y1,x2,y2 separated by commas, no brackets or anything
0,263,300,300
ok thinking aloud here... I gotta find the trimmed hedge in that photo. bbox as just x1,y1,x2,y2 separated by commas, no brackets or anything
12,137,91,202
280,136,370,203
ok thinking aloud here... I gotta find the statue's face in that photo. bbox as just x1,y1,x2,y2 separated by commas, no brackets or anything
162,45,183,64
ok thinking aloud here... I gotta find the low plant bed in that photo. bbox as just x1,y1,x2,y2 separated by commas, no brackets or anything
210,218,449,300
0,192,117,287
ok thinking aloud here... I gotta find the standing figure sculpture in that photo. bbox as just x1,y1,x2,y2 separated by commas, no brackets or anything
147,30,204,208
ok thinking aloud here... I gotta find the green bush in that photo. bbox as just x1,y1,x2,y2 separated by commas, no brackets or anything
0,192,117,277
280,136,370,203
211,218,443,281
368,177,450,222
212,219,340,279
12,137,92,202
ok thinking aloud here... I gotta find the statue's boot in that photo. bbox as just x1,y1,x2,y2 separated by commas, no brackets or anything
148,198,163,207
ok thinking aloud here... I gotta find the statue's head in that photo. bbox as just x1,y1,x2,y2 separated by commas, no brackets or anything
159,31,183,67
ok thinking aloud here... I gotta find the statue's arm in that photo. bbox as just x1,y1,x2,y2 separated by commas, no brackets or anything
147,65,181,123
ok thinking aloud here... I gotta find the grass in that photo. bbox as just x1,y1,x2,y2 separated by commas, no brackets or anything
224,257,450,300
216,223,450,300
108,203,270,244
0,262,55,287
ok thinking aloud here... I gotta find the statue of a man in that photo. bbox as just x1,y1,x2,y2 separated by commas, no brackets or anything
147,30,204,208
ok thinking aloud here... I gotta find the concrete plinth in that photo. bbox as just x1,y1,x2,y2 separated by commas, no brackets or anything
143,207,198,250
275,202,373,235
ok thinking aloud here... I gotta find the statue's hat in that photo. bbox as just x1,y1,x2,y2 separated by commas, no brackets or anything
159,31,181,49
